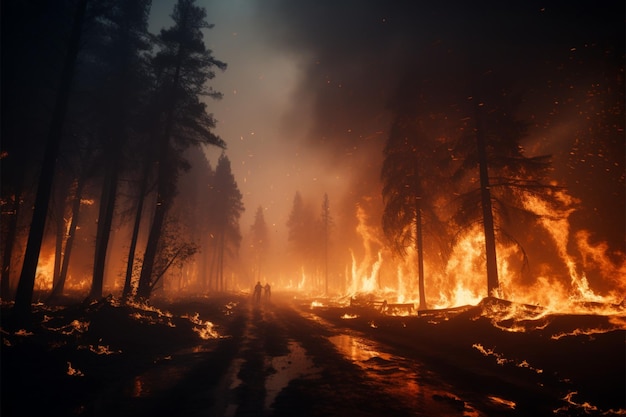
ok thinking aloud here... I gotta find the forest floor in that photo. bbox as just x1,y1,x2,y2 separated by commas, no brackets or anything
1,291,624,417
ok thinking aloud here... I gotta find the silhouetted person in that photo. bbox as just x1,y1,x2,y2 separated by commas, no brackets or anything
253,281,262,303
264,283,271,301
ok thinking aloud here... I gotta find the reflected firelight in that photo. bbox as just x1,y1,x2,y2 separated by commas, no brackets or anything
329,334,390,362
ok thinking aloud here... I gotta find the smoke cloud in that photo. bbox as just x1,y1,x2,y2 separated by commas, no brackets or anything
249,0,624,252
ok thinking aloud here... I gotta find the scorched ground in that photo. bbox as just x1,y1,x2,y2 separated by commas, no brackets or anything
1,292,624,416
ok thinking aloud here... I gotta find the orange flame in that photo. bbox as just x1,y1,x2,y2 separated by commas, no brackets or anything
347,206,383,294
341,189,624,320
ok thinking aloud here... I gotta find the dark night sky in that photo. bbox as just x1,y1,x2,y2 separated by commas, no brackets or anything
151,1,624,254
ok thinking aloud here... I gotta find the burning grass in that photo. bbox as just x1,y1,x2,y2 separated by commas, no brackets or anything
0,294,244,417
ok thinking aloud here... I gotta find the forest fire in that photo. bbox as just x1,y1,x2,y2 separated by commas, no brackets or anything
1,1,623,416
183,312,219,339
34,254,54,291
336,187,625,324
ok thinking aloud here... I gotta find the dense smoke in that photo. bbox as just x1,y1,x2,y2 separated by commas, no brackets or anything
252,1,624,255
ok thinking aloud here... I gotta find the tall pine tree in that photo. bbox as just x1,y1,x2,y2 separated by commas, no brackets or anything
136,0,226,299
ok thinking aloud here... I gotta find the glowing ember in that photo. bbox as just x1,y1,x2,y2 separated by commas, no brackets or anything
183,313,219,339
125,300,173,318
472,343,508,366
550,327,622,340
66,362,84,377
131,312,175,327
472,343,542,374
223,301,239,315
44,319,90,335
555,392,600,415
488,396,516,409
516,360,543,374
79,344,121,355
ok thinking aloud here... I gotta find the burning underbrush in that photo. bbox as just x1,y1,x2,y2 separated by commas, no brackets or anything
0,294,244,417
306,294,625,416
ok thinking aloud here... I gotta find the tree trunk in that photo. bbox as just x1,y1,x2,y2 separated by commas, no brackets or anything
122,161,151,299
13,0,88,323
52,177,70,290
475,106,500,296
90,160,119,299
136,37,185,301
415,200,427,310
1,180,23,300
136,184,170,300
90,7,142,300
136,140,176,300
49,178,85,300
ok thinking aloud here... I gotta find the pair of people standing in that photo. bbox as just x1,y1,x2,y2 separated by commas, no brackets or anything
253,281,271,303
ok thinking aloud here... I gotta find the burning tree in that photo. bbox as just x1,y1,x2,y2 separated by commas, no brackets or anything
379,72,569,306
286,192,320,289
320,193,333,294
451,88,564,298
381,110,451,310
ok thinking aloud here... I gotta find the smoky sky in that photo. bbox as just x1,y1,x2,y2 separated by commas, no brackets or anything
255,1,623,139
147,0,626,257
247,0,624,250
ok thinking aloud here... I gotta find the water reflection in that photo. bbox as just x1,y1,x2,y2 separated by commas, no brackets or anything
329,334,391,362
329,333,484,417
132,376,143,398
265,340,318,410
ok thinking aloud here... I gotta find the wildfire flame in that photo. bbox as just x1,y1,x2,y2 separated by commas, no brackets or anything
338,189,624,323
347,206,384,295
183,313,219,339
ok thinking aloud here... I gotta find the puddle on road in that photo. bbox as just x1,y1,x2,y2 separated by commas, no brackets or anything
264,340,318,410
329,333,486,417
330,334,394,363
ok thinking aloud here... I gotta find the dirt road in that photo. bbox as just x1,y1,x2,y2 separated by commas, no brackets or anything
90,295,525,416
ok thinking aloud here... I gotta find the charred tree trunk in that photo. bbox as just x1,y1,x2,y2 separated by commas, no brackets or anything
91,10,143,300
135,110,177,300
49,178,85,300
475,107,500,296
13,0,87,322
122,160,151,299
53,206,63,287
90,158,119,299
135,169,173,300
415,199,427,310
1,180,23,300
136,37,185,301
52,177,70,290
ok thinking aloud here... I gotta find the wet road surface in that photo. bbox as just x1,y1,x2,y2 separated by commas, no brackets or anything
97,295,520,417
